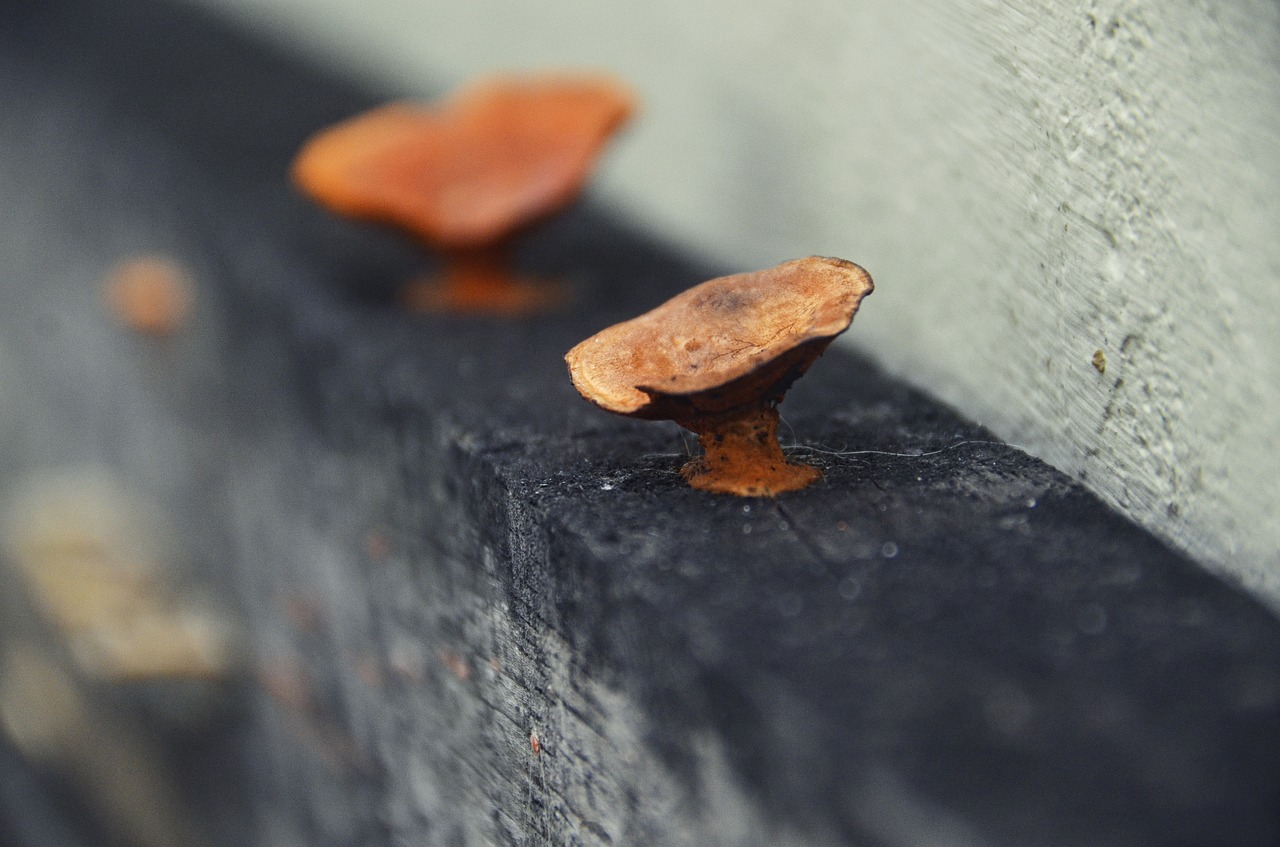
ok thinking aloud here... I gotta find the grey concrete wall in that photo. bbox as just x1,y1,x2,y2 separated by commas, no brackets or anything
180,0,1280,605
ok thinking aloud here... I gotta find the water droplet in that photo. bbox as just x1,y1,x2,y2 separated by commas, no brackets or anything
881,541,899,558
742,524,753,535
838,576,862,600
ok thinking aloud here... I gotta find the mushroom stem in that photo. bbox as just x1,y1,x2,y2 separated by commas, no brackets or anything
681,404,820,497
440,245,515,304
400,244,568,314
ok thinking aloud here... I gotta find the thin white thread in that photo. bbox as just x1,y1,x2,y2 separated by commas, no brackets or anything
640,439,1013,463
626,398,1016,466
774,412,1015,461
778,411,799,446
784,439,1013,460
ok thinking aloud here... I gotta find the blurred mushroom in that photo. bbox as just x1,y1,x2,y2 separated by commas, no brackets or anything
292,73,635,314
104,256,194,337
566,257,873,496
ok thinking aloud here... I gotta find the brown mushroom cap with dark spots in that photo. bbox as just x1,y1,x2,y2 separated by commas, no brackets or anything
566,257,873,496
568,257,873,422
291,75,635,251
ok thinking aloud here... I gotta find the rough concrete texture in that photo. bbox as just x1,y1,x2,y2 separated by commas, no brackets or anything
180,0,1280,604
3,2,1280,846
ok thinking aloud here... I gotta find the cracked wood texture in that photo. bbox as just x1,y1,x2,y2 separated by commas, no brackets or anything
1,2,1279,846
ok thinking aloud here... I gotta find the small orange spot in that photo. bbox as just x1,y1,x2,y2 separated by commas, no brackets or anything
257,659,313,713
104,256,193,336
437,648,471,681
365,528,392,561
388,646,425,682
529,732,541,755
279,591,322,633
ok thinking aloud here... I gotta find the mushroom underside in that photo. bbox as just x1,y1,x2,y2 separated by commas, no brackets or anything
632,337,831,423
633,340,835,496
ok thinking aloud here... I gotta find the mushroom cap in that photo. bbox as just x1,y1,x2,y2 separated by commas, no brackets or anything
566,257,873,422
291,74,635,249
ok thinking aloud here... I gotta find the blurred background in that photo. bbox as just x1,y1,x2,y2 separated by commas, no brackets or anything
177,0,1280,604
4,3,1280,846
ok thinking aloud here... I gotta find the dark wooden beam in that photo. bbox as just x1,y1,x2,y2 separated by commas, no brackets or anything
2,2,1278,845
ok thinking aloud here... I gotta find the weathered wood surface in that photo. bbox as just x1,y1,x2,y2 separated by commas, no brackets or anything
182,0,1280,596
2,2,1279,845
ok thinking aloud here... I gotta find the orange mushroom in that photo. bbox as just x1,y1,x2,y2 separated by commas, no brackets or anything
291,74,635,314
566,257,874,496
103,256,193,337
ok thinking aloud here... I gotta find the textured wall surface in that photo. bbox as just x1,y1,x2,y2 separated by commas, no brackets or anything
180,0,1280,603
